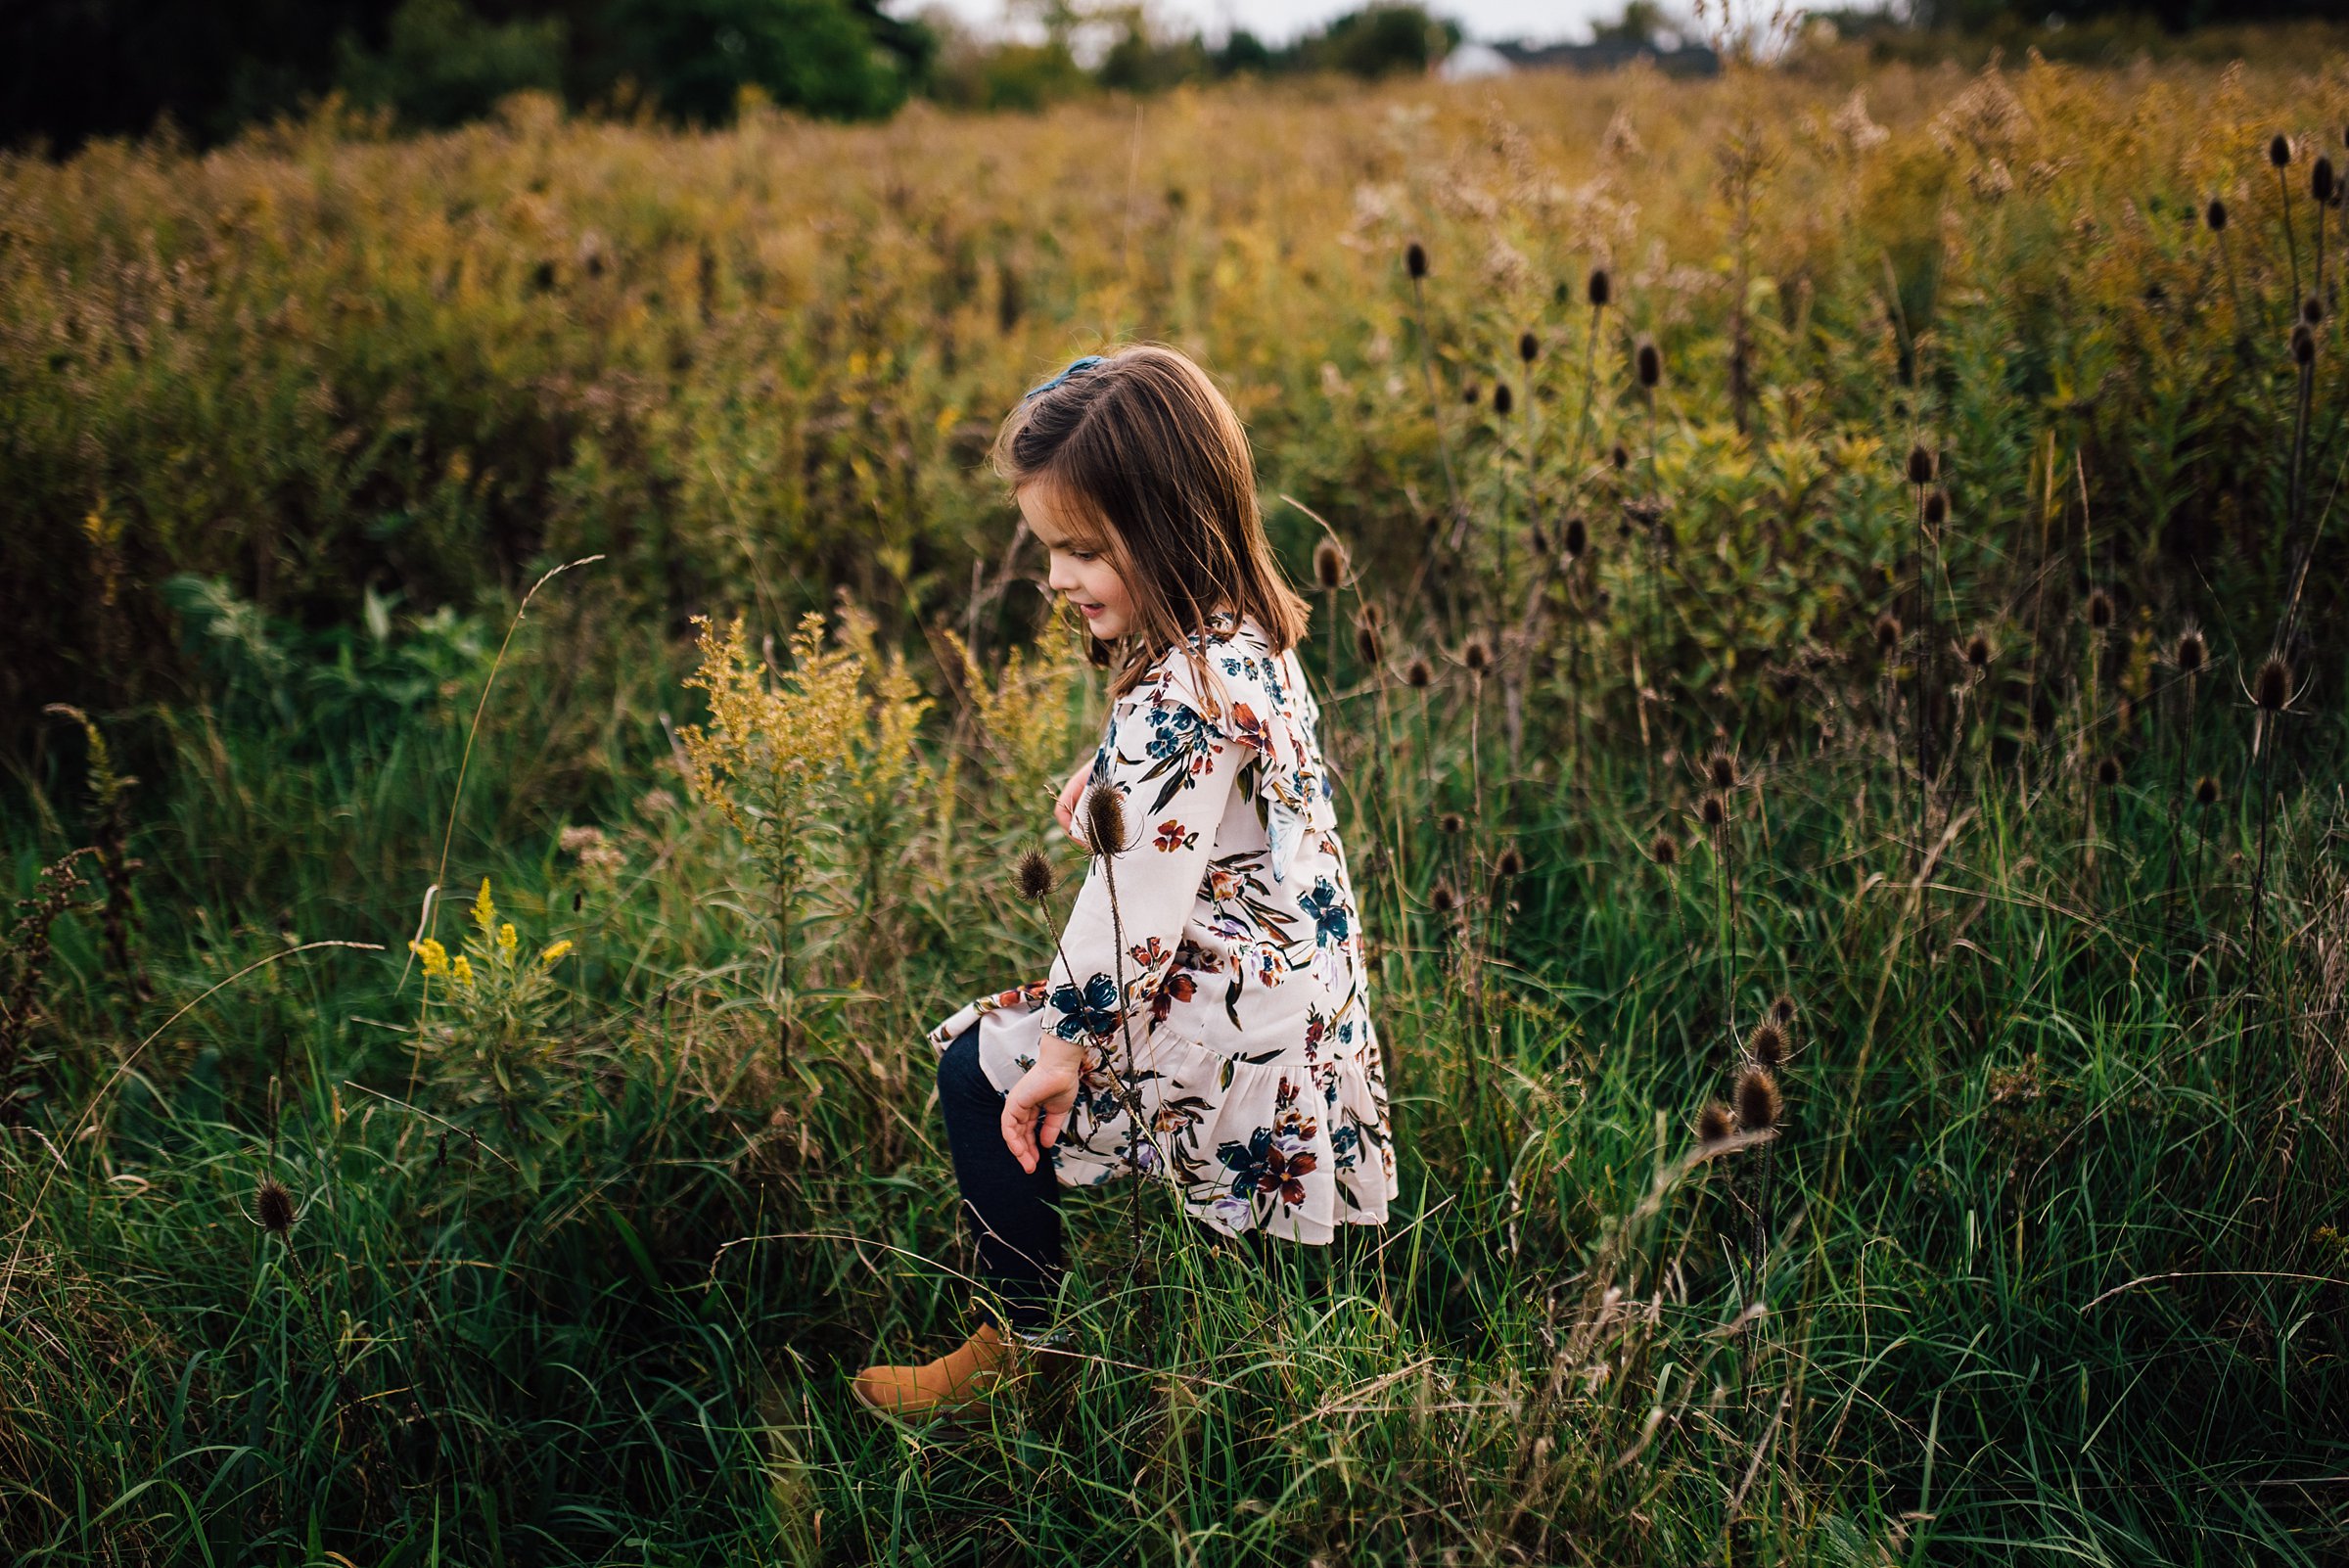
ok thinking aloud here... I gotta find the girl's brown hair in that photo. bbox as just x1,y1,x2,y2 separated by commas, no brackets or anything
990,343,1312,708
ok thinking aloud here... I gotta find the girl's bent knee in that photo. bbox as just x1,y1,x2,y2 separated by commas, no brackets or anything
936,1025,992,1108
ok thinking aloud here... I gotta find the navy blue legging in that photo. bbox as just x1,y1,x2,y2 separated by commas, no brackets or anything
936,1024,1066,1333
937,1022,1273,1333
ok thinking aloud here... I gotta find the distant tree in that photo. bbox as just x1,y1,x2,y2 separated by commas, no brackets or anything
336,0,568,127
1213,27,1275,74
1293,4,1460,78
598,0,929,122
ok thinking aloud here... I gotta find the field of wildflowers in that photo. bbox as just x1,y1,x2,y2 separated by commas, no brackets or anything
4,41,2348,1564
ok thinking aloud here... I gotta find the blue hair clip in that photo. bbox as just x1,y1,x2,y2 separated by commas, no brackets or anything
1022,354,1105,401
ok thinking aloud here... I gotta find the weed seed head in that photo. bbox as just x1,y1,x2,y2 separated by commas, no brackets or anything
2175,628,2207,674
1699,792,1727,829
1588,267,1611,308
1495,846,1524,879
1750,1020,1789,1068
2205,198,2228,231
1439,811,1465,836
1519,330,1540,363
2318,157,2337,204
1772,993,1798,1028
1697,1103,1735,1144
2195,774,2221,807
1650,832,1681,865
1405,655,1433,688
2305,295,2325,327
1357,622,1384,666
2086,589,2113,630
1563,516,1589,559
1706,751,1738,790
1493,381,1514,417
1406,241,1428,280
2292,323,2317,366
1906,444,1934,486
1082,782,1129,855
1873,612,1903,653
1462,636,1493,673
1734,1067,1782,1132
1965,632,1993,669
2271,133,2292,168
1016,847,1057,902
1313,538,1344,589
1924,488,1948,526
1635,336,1662,390
1612,442,1630,471
2253,654,2293,712
2096,755,2121,788
1431,879,1458,914
254,1176,297,1236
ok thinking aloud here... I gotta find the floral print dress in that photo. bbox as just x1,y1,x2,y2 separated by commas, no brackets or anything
925,609,1400,1242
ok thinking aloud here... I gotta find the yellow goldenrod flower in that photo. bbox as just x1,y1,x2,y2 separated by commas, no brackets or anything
537,940,574,966
450,954,475,989
498,921,519,956
471,877,496,937
409,938,450,978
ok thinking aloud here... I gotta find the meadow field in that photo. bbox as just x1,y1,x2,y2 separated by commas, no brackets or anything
4,38,2349,1564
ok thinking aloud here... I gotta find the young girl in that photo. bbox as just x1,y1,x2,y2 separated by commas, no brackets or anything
852,345,1400,1417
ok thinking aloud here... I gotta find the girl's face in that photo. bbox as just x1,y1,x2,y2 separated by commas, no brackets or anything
1021,477,1136,641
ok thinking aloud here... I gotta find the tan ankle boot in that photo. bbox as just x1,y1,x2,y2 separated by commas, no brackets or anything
850,1322,1013,1416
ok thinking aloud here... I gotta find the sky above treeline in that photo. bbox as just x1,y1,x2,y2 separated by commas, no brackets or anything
891,0,1637,48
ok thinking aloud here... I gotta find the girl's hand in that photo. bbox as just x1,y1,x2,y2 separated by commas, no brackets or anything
1001,1045,1083,1175
1053,759,1092,843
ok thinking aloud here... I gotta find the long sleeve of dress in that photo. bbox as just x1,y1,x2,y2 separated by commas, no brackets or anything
1035,683,1237,1061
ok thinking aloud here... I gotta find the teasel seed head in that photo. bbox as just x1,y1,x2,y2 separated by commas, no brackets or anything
1463,380,1481,404
1356,622,1384,667
2086,588,2114,630
2271,133,2292,168
2096,754,2122,788
1563,516,1589,559
1612,442,1630,470
1495,846,1524,880
2317,156,2337,204
1360,601,1385,630
1706,751,1738,790
1313,538,1345,589
1530,523,1549,555
1924,488,1948,526
1873,611,1903,653
1493,381,1514,417
1749,1020,1789,1069
1650,832,1681,866
1519,330,1540,363
2175,628,2207,674
2305,295,2325,327
1462,636,1493,673
1734,1067,1782,1132
1588,266,1611,308
1430,879,1458,914
2194,774,2221,807
2252,653,2293,712
1964,631,1993,670
1016,847,1057,902
1440,811,1466,836
1082,781,1130,855
254,1176,298,1237
2205,197,2228,231
1699,792,1727,829
1905,443,1934,486
1697,1102,1735,1145
2292,322,2317,366
1772,993,1798,1028
1406,241,1428,280
1635,336,1662,390
1405,655,1434,689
